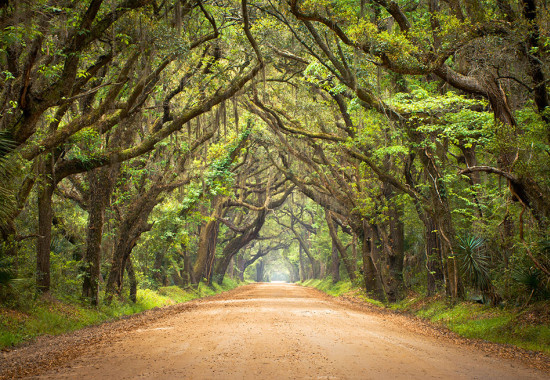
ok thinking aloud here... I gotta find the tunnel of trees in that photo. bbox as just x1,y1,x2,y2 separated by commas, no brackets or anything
0,0,549,307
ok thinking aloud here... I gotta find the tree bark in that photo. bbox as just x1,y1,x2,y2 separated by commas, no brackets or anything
36,154,54,293
386,190,405,301
299,244,306,281
331,239,340,284
292,228,319,278
153,248,166,286
104,183,164,304
255,260,265,282
126,257,137,303
425,218,444,296
181,243,193,286
325,210,356,281
213,209,268,284
361,221,381,297
193,197,224,283
237,253,245,281
82,166,115,305
521,0,550,140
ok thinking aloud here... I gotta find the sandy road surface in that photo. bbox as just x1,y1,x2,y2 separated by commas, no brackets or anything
3,283,549,379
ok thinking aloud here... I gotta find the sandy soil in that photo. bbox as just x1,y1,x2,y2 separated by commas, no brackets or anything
1,283,549,379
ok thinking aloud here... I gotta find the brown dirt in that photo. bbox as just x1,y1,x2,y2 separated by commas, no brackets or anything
1,283,548,379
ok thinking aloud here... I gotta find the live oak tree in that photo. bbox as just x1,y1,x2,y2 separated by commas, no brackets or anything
1,0,264,295
1,0,548,306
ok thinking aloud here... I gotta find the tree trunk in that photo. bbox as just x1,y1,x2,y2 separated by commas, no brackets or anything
255,260,265,282
299,244,306,281
152,249,165,286
193,197,223,283
521,0,550,141
36,154,54,293
405,153,445,296
436,67,550,225
214,209,268,284
283,254,299,283
82,166,114,305
425,218,444,296
361,221,380,297
172,252,184,286
331,240,340,284
351,233,358,275
325,210,356,281
126,257,137,303
105,234,133,303
181,243,193,286
387,197,405,301
370,225,388,300
105,185,161,304
294,229,319,278
423,155,463,298
205,223,219,285
237,253,245,281
227,256,235,279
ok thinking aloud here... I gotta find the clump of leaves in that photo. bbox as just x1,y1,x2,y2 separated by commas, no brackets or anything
0,256,14,286
0,131,16,232
513,264,550,302
457,235,503,304
457,236,490,291
0,256,16,302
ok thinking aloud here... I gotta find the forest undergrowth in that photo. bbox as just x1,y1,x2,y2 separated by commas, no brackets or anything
300,279,550,355
0,278,242,349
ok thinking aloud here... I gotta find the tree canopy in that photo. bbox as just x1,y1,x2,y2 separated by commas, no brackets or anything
0,0,549,306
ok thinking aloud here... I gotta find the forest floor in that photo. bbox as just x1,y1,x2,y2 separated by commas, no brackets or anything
1,283,549,379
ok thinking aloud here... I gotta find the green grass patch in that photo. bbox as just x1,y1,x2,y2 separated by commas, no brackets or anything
393,296,550,354
300,278,352,296
299,278,384,306
0,278,242,349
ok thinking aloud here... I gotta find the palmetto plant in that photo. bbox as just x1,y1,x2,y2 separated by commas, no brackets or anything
513,266,542,293
457,236,491,292
0,131,16,235
0,131,17,300
0,256,15,286
512,241,550,301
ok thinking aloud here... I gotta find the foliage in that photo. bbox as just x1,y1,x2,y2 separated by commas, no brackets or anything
1,0,549,356
394,296,550,355
0,256,16,302
457,236,491,291
512,265,550,301
0,131,16,232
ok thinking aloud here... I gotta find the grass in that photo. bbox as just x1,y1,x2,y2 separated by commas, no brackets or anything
0,277,241,349
300,278,384,306
301,277,550,355
300,278,352,296
392,296,550,354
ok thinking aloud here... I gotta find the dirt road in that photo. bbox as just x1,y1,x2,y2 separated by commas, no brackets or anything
3,283,549,379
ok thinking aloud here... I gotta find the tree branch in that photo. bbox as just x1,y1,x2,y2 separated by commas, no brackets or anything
458,166,518,182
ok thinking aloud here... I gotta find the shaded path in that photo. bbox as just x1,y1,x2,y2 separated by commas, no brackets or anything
4,283,549,379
